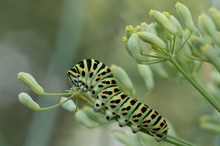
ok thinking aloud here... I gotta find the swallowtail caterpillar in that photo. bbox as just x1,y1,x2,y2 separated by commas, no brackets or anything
67,59,168,142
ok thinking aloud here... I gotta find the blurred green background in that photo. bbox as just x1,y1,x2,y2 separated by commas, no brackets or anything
0,0,219,146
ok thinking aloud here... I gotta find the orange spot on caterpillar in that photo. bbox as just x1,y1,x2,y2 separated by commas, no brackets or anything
132,117,139,122
110,103,114,106
121,110,127,115
143,122,147,126
118,96,122,100
96,76,101,80
102,93,107,96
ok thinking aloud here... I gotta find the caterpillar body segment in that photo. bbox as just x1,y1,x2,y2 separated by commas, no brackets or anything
67,59,168,142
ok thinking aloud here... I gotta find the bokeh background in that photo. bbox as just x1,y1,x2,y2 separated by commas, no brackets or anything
0,0,219,146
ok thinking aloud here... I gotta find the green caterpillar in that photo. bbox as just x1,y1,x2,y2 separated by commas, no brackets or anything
67,59,168,142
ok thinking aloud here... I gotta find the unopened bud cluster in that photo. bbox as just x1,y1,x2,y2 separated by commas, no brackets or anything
188,7,220,69
123,2,197,65
123,1,220,72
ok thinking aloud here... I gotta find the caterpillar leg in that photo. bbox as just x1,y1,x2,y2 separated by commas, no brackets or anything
93,100,103,112
105,110,116,120
153,134,164,142
117,118,129,127
131,124,141,133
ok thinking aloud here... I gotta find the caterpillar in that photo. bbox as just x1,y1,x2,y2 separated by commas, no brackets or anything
67,59,168,142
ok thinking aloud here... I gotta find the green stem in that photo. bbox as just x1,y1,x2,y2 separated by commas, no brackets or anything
169,57,220,112
37,93,78,111
166,135,196,146
41,92,73,96
78,94,94,107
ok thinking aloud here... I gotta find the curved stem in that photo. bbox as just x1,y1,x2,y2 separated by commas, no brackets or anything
169,57,220,112
37,92,78,111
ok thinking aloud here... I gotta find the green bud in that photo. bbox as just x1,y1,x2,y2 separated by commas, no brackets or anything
145,23,158,35
137,64,154,93
166,14,183,38
209,7,220,31
60,97,77,112
18,72,45,95
124,34,149,63
154,22,168,43
175,2,195,32
18,92,40,110
200,44,213,54
110,64,135,96
199,44,220,69
123,36,139,61
75,109,99,128
198,13,220,46
149,10,177,35
190,35,206,49
189,35,207,59
135,25,141,32
125,25,135,38
123,36,134,58
140,22,148,32
137,32,166,50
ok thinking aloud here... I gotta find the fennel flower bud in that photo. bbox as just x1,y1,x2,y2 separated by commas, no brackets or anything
137,64,154,92
166,14,183,38
125,25,135,38
175,2,195,32
145,23,158,35
125,34,148,63
149,10,177,35
18,92,40,110
137,32,166,50
60,97,77,112
140,22,148,32
198,13,220,46
110,64,135,96
209,7,220,31
18,72,45,95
